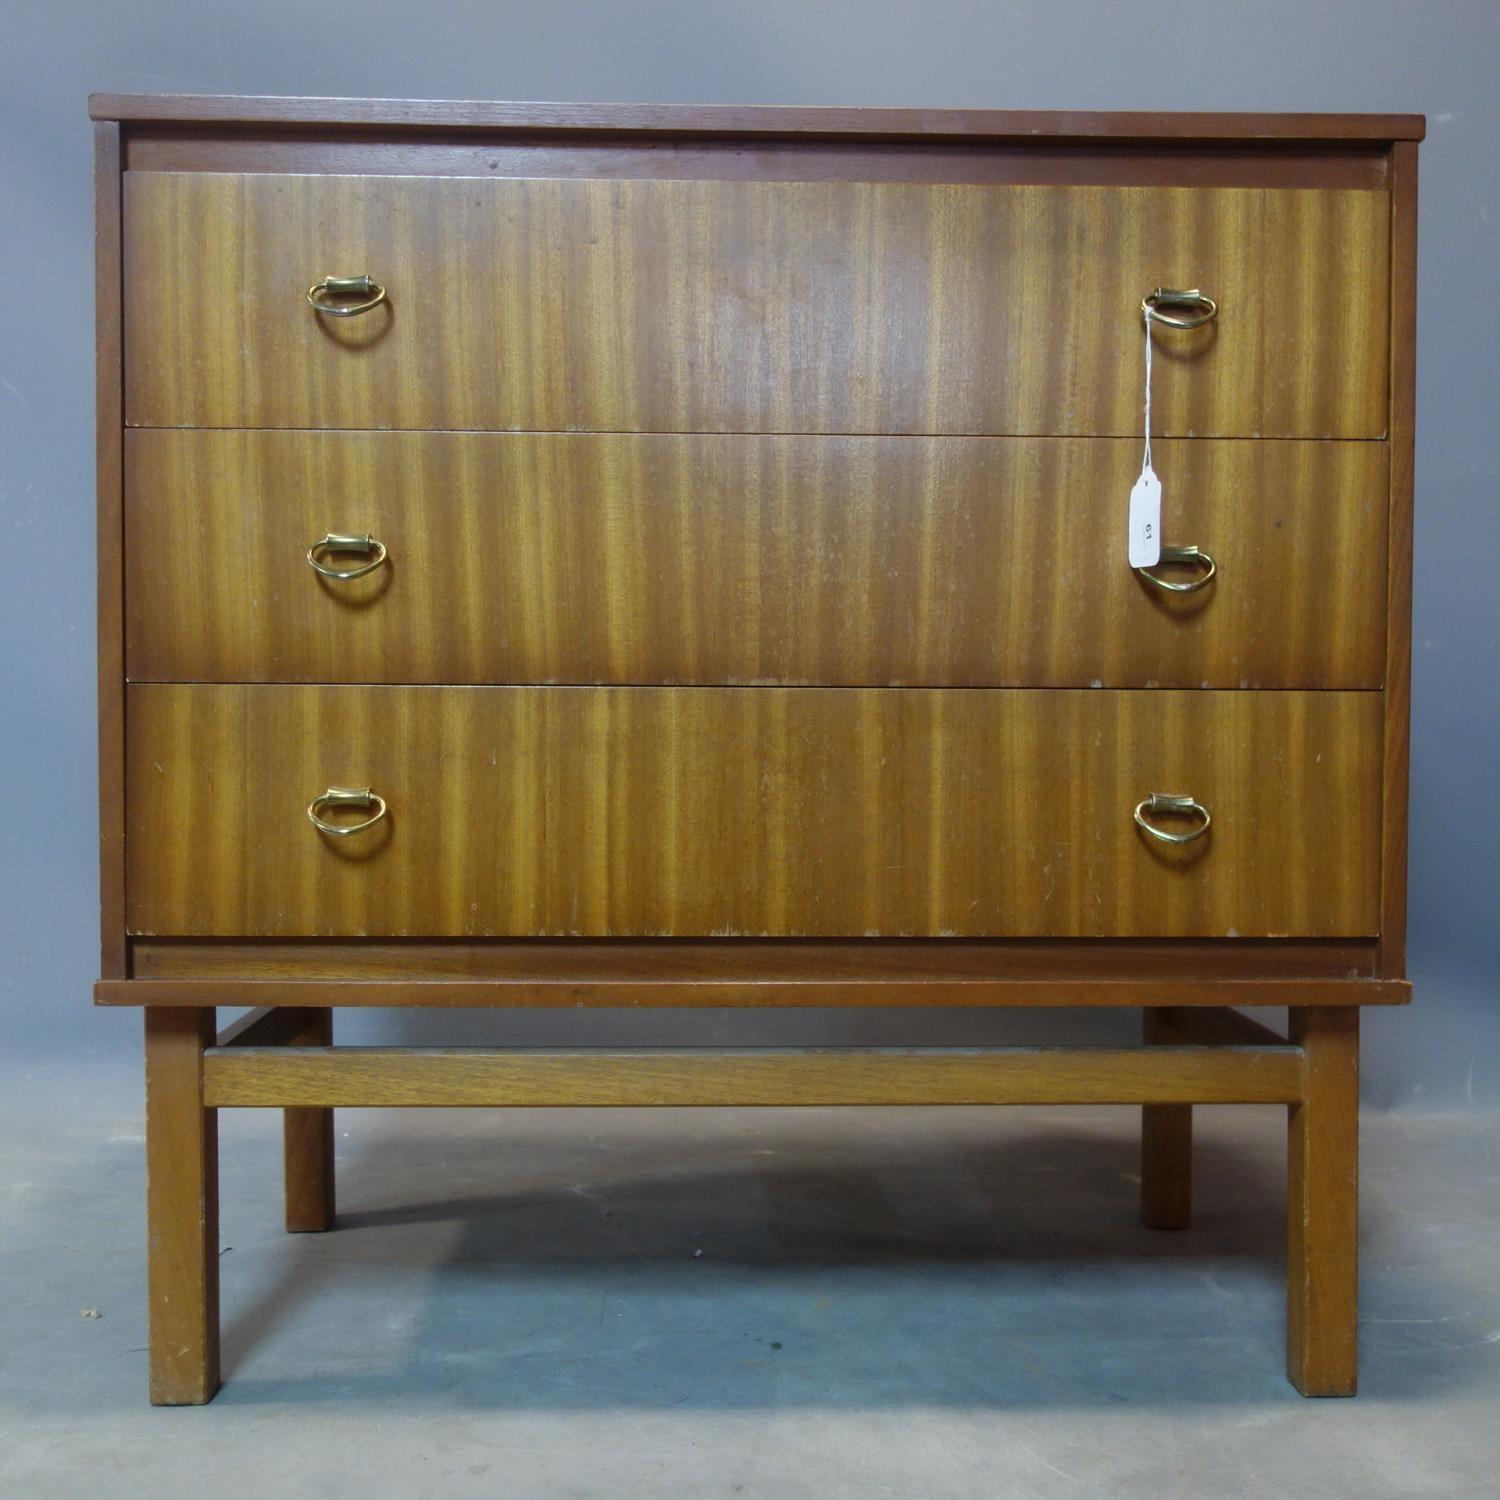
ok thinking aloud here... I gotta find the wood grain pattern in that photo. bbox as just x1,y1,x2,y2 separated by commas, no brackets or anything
1379,142,1418,978
125,431,1388,689
95,122,126,978
1287,1006,1360,1395
201,1044,1305,1109
144,1007,219,1404
89,94,1427,142
123,173,1390,437
124,685,1383,939
128,936,1383,982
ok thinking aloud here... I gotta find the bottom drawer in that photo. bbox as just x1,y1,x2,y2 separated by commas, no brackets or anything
124,686,1381,939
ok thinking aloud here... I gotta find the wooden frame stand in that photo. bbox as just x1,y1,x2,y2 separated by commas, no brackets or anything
137,1000,1359,1404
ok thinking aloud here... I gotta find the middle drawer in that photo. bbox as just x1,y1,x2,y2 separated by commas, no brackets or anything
125,430,1386,689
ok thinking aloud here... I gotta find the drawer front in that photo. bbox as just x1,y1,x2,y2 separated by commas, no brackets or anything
125,431,1387,689
125,686,1381,938
123,173,1389,437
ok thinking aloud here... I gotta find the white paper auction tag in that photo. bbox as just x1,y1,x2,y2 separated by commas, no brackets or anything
1129,308,1162,567
1128,465,1162,568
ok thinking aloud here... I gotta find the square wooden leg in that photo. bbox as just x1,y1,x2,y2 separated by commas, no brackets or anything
1141,1009,1192,1230
1287,1006,1359,1396
283,1008,336,1233
144,1006,220,1405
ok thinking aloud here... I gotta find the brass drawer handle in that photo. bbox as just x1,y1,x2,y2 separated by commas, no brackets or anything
307,274,387,317
1135,544,1216,594
307,532,388,580
308,787,388,837
1141,287,1218,329
1134,793,1211,846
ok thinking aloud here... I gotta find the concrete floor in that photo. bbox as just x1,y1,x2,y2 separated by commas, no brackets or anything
3,1062,1497,1499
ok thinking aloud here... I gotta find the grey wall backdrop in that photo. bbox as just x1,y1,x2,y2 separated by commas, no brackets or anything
1,0,1494,1107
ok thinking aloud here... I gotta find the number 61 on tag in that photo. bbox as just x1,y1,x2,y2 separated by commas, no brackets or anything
1128,466,1162,569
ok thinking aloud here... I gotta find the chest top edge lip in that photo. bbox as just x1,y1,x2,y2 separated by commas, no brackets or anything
87,94,1428,144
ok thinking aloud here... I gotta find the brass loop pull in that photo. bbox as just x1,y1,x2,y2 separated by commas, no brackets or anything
307,532,388,580
308,787,388,837
1135,544,1216,594
307,274,387,317
1142,287,1218,330
1134,792,1212,846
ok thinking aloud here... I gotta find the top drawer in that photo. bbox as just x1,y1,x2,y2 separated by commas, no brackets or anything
122,172,1390,437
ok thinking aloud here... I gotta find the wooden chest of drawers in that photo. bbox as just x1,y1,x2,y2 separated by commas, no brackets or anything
91,94,1421,1404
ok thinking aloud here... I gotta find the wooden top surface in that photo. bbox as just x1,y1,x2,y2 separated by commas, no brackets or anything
88,94,1425,142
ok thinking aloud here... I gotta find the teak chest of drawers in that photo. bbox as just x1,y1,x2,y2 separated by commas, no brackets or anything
90,94,1422,1404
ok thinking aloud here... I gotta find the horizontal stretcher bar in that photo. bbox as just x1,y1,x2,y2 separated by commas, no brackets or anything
200,1043,1306,1108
